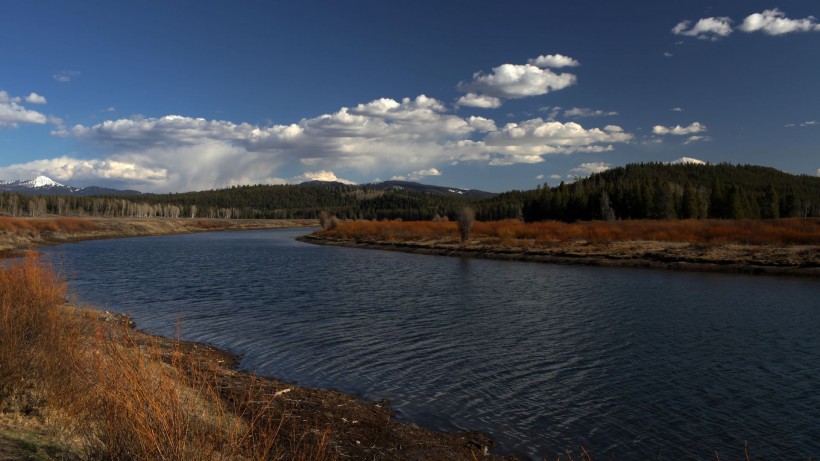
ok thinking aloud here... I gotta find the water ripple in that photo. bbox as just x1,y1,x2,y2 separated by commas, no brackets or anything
46,229,820,460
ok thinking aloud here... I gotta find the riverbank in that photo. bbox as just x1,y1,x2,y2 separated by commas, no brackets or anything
0,216,317,257
1,250,509,460
1,307,504,460
299,219,820,277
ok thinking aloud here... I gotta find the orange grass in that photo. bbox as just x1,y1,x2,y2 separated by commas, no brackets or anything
321,218,820,246
0,252,77,410
1,252,335,460
0,216,98,234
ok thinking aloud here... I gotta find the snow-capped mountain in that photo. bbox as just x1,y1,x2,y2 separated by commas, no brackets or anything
668,157,706,165
0,176,141,196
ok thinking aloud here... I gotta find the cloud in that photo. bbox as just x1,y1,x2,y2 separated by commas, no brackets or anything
455,93,502,108
527,53,580,68
652,122,707,135
289,170,355,185
15,90,634,191
671,107,685,112
466,116,497,132
663,52,674,58
391,167,442,181
457,61,577,99
569,162,611,177
564,107,619,118
535,174,544,180
740,9,820,35
31,95,481,191
53,70,81,82
683,135,712,144
23,92,47,104
0,90,49,128
484,119,632,164
0,156,169,185
672,17,733,40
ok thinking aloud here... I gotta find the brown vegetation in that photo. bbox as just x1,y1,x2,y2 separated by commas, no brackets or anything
0,217,317,256
0,253,502,460
319,218,820,246
1,253,334,460
308,218,820,277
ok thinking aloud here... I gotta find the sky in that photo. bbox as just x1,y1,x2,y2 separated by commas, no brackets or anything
1,0,819,193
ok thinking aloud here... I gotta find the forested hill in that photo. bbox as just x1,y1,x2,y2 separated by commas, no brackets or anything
1,163,818,221
0,182,483,220
511,163,820,222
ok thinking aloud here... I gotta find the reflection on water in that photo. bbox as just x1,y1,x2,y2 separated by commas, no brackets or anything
47,229,820,459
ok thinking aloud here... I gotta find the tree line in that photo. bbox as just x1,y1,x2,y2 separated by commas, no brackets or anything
1,163,818,222
515,163,820,222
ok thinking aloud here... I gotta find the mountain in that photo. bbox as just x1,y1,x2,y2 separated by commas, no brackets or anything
0,176,141,196
301,179,497,199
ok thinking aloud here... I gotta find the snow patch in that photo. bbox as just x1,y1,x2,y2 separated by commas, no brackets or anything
27,175,65,188
668,157,706,165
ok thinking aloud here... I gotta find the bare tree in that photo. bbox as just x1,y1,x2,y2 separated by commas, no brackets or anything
457,207,475,242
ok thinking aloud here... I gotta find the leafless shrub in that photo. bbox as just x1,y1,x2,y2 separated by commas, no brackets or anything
457,207,475,242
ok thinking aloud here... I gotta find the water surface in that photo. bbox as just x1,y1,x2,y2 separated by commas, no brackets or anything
46,229,820,460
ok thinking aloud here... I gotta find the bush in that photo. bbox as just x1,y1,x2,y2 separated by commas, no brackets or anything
0,252,78,410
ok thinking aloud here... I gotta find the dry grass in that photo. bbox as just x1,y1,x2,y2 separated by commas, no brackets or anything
0,253,335,460
320,218,820,246
0,217,98,235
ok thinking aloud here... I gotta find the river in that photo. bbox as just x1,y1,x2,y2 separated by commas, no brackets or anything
45,228,820,460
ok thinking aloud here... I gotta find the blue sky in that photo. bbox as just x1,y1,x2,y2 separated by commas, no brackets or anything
1,1,819,193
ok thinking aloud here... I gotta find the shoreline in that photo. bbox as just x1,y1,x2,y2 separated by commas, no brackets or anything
0,217,318,258
0,217,512,460
92,307,506,460
297,234,820,278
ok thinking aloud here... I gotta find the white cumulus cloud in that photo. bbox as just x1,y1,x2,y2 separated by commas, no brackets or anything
455,93,503,108
672,17,733,40
740,9,820,35
6,85,636,192
652,122,707,135
24,93,47,104
484,119,631,165
458,63,577,99
0,90,49,128
527,53,580,68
